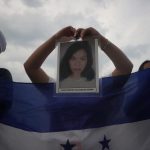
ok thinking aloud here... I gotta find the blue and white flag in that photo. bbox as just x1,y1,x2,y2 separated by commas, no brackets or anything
0,69,150,150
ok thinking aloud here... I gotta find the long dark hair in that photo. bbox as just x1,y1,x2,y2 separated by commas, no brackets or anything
59,41,95,81
138,60,150,71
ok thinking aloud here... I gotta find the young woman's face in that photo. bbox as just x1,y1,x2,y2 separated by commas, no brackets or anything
69,49,87,77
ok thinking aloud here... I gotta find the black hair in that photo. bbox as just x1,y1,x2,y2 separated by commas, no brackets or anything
0,68,13,114
138,60,150,71
59,41,95,81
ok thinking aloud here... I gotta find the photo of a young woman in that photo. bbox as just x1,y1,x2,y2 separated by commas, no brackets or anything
58,40,97,92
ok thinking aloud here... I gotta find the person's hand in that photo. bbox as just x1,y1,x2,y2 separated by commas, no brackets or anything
74,28,84,39
75,27,101,40
53,26,76,43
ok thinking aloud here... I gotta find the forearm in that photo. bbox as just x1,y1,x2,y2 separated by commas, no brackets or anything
24,26,75,83
24,35,56,70
98,35,133,75
24,35,57,83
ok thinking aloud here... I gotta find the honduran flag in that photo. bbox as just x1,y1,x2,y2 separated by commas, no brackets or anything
0,69,150,150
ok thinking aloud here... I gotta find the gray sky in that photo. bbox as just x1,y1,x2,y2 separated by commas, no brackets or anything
0,0,150,82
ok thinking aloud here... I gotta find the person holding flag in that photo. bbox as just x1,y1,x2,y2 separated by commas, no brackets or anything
0,30,12,80
0,30,13,113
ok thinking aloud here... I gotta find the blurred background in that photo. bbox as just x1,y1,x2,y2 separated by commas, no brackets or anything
0,0,150,82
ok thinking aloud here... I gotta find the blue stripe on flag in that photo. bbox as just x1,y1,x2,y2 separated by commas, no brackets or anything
0,69,150,132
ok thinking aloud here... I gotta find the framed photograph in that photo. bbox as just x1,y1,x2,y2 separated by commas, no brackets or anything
56,39,99,93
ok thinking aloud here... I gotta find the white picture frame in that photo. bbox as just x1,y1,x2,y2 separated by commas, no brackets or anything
56,39,99,93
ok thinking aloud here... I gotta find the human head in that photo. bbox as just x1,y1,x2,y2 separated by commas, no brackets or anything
0,68,13,114
138,60,150,71
60,41,95,81
0,30,7,54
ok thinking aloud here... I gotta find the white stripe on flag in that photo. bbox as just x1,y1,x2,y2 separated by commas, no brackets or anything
0,119,150,150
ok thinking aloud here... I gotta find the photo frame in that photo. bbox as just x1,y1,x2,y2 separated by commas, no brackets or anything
56,39,99,93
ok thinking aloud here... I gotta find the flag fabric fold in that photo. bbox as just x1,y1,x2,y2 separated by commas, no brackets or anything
0,69,150,150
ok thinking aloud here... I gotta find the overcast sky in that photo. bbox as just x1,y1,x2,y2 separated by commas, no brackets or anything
0,0,150,82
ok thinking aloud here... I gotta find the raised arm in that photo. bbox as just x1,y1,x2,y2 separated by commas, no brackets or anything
76,27,133,76
24,26,75,83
